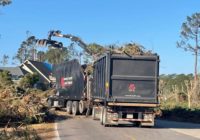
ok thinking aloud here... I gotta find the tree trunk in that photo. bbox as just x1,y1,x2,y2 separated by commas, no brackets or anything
188,92,191,109
193,33,199,104
194,50,198,81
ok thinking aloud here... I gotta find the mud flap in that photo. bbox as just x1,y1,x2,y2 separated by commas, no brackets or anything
92,106,101,120
102,107,119,126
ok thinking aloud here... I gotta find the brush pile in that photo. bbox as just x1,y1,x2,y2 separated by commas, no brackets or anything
0,84,56,139
84,43,155,74
112,43,154,56
0,87,55,125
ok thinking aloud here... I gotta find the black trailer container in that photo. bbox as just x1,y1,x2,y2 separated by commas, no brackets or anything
91,52,159,126
48,59,86,115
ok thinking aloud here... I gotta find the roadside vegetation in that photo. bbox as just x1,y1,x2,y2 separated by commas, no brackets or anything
159,12,200,123
159,74,200,123
0,70,56,139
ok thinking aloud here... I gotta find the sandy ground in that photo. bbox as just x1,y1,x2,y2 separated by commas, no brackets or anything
0,110,66,140
30,123,56,140
33,110,68,140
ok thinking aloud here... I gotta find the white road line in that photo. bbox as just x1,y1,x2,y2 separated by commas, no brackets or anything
170,128,200,139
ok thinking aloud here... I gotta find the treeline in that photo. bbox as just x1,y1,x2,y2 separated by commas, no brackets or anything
159,74,200,123
1,33,150,66
159,74,200,109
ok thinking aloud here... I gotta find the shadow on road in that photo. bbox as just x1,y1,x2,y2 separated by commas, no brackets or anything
155,119,200,129
52,110,200,130
92,119,200,129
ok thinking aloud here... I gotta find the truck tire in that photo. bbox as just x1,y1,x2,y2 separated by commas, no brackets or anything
72,101,79,116
135,122,142,127
92,107,98,120
100,107,104,125
79,100,86,114
102,107,107,126
66,101,72,114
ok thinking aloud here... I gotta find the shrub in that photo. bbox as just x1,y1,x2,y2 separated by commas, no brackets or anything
0,70,13,87
161,107,200,123
19,73,39,89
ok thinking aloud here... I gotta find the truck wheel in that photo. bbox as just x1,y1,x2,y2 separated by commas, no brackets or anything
66,101,72,114
100,107,104,125
72,101,79,116
79,100,86,114
102,107,108,126
135,122,141,127
92,107,98,120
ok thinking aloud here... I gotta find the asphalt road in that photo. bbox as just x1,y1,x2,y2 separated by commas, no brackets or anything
57,116,200,140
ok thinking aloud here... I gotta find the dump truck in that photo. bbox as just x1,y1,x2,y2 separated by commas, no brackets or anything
48,51,159,127
91,52,159,127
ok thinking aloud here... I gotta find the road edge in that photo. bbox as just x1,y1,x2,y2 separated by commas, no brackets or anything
52,122,61,140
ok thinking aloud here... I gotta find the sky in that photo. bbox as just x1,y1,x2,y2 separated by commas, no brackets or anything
0,0,200,74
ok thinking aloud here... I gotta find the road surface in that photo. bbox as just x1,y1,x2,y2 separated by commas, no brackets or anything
56,116,200,140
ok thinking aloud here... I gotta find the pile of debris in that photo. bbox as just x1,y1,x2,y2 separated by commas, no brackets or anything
0,86,56,124
0,124,39,140
112,43,154,56
0,86,56,139
84,43,155,74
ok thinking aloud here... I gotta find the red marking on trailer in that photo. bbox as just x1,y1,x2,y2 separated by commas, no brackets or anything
60,77,65,88
129,83,136,92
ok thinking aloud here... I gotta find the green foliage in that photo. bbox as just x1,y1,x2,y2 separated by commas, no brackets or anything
83,43,106,63
0,126,40,140
87,43,105,55
15,36,37,63
160,99,189,110
37,51,46,62
45,48,69,64
19,73,39,88
0,54,9,66
177,13,200,50
120,43,146,55
160,73,200,123
161,107,200,123
160,74,193,96
177,13,200,80
0,70,12,87
16,41,28,63
0,0,11,6
159,74,198,110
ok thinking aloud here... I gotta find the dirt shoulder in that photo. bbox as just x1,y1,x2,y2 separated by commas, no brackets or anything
30,122,56,140
34,110,68,140
0,110,68,140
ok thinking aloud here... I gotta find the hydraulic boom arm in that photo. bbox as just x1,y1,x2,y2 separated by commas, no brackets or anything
47,30,92,56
